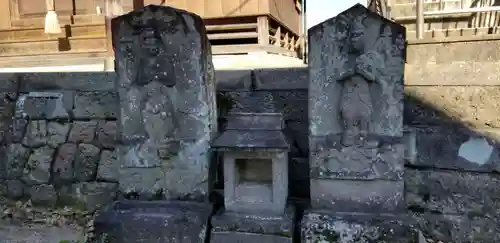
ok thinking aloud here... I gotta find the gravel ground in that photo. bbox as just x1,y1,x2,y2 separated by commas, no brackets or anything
0,197,92,243
0,220,84,243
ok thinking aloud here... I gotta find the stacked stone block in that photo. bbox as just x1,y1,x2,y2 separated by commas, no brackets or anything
0,72,119,211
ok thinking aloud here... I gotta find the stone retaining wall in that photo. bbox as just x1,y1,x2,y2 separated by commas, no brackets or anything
0,73,119,212
0,68,499,241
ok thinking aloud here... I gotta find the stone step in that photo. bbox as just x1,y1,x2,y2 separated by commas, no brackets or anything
0,36,107,57
0,23,106,41
0,51,107,69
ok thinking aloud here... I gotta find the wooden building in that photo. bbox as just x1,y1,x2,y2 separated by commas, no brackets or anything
0,0,303,69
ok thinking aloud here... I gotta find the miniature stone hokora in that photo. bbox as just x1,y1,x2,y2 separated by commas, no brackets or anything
303,4,410,242
211,113,294,242
98,5,216,243
111,5,217,200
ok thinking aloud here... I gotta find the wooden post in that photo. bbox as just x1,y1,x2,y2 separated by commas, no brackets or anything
274,27,281,47
104,0,124,71
257,16,269,45
416,0,424,39
133,0,144,10
0,0,11,29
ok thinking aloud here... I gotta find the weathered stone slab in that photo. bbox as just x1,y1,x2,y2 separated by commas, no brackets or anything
308,5,405,138
301,212,415,243
225,113,284,130
220,90,307,121
310,179,405,213
73,92,118,119
0,73,19,91
270,90,307,121
404,86,500,127
15,92,73,120
411,213,500,243
59,182,118,212
112,5,217,200
254,67,308,90
406,39,500,64
215,70,252,91
94,200,211,243
308,4,405,212
405,61,500,86
408,126,500,171
310,143,404,180
405,169,500,216
221,91,277,114
213,130,289,149
19,72,115,92
211,211,294,243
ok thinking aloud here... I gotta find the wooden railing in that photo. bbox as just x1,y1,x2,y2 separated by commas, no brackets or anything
412,0,500,39
367,0,391,19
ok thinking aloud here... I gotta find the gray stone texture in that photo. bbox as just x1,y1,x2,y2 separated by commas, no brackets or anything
0,13,498,243
112,5,217,200
308,4,405,213
211,211,294,243
406,169,500,242
301,212,416,243
0,72,118,211
94,201,211,243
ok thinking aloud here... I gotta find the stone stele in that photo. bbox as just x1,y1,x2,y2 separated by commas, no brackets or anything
111,4,217,201
303,4,411,243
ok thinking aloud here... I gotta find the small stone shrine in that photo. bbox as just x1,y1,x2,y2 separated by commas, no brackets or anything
211,112,293,242
94,5,217,243
302,4,410,242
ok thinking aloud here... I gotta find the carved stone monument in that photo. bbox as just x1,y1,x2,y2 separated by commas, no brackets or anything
94,5,216,243
302,4,411,242
211,112,294,242
112,4,217,201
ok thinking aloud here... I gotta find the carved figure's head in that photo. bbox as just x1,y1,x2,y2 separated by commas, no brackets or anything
113,5,184,87
348,16,368,53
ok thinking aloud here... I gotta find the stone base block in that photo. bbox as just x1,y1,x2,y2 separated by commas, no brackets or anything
310,179,404,213
94,200,212,243
210,210,294,243
300,210,416,243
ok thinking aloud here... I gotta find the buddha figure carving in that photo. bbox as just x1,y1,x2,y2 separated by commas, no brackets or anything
113,6,184,165
338,15,375,147
339,75,373,146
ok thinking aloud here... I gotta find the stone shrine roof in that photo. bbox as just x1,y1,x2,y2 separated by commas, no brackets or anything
212,112,289,150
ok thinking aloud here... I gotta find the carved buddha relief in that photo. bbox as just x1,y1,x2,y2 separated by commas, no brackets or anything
337,15,373,146
336,15,398,146
112,6,188,166
339,75,373,146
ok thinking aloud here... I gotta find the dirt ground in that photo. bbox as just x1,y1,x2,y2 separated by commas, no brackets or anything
0,220,84,243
